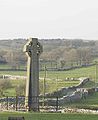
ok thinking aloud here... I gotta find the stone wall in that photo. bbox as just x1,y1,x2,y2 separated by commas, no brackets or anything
45,77,90,98
0,75,26,80
45,77,93,106
47,89,88,106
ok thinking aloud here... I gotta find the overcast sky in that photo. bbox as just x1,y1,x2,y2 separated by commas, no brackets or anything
0,0,98,40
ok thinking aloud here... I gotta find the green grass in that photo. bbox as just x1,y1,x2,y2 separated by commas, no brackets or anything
0,70,26,76
0,65,97,80
40,65,97,81
0,65,98,113
0,79,25,96
0,65,97,96
83,80,95,88
0,64,26,70
40,79,79,93
0,64,11,69
0,112,98,120
64,92,98,109
4,88,16,96
1,79,79,96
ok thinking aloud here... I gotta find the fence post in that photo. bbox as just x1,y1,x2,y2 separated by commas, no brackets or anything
16,96,18,111
38,96,40,112
56,97,58,111
6,96,8,110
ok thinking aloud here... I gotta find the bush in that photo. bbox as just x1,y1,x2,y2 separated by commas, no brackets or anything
0,80,12,96
15,83,25,96
0,80,12,90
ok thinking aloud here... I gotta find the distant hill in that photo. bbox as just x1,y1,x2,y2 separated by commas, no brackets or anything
0,38,97,51
0,39,27,50
0,38,98,68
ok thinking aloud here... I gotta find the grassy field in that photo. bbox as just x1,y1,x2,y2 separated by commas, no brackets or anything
0,64,97,98
0,65,97,96
0,65,98,119
0,65,97,80
40,65,97,80
63,92,98,109
0,112,98,120
0,64,26,70
0,70,26,76
1,79,79,96
0,65,96,80
39,79,79,93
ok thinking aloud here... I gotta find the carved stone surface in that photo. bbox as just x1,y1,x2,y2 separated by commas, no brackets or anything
23,38,43,111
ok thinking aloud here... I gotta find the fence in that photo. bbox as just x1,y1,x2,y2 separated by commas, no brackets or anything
0,96,60,112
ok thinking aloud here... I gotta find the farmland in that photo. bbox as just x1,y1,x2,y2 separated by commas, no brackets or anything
0,64,98,110
0,65,97,80
0,65,97,96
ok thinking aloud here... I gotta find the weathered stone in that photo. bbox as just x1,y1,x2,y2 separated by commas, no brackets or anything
23,38,43,111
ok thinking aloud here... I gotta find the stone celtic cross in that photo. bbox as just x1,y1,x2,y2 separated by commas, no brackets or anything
23,38,43,111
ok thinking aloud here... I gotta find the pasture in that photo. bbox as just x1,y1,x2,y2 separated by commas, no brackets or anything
63,92,98,110
0,65,97,96
0,64,98,110
0,65,97,80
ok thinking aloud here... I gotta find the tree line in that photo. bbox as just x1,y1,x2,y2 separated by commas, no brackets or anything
0,39,98,69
